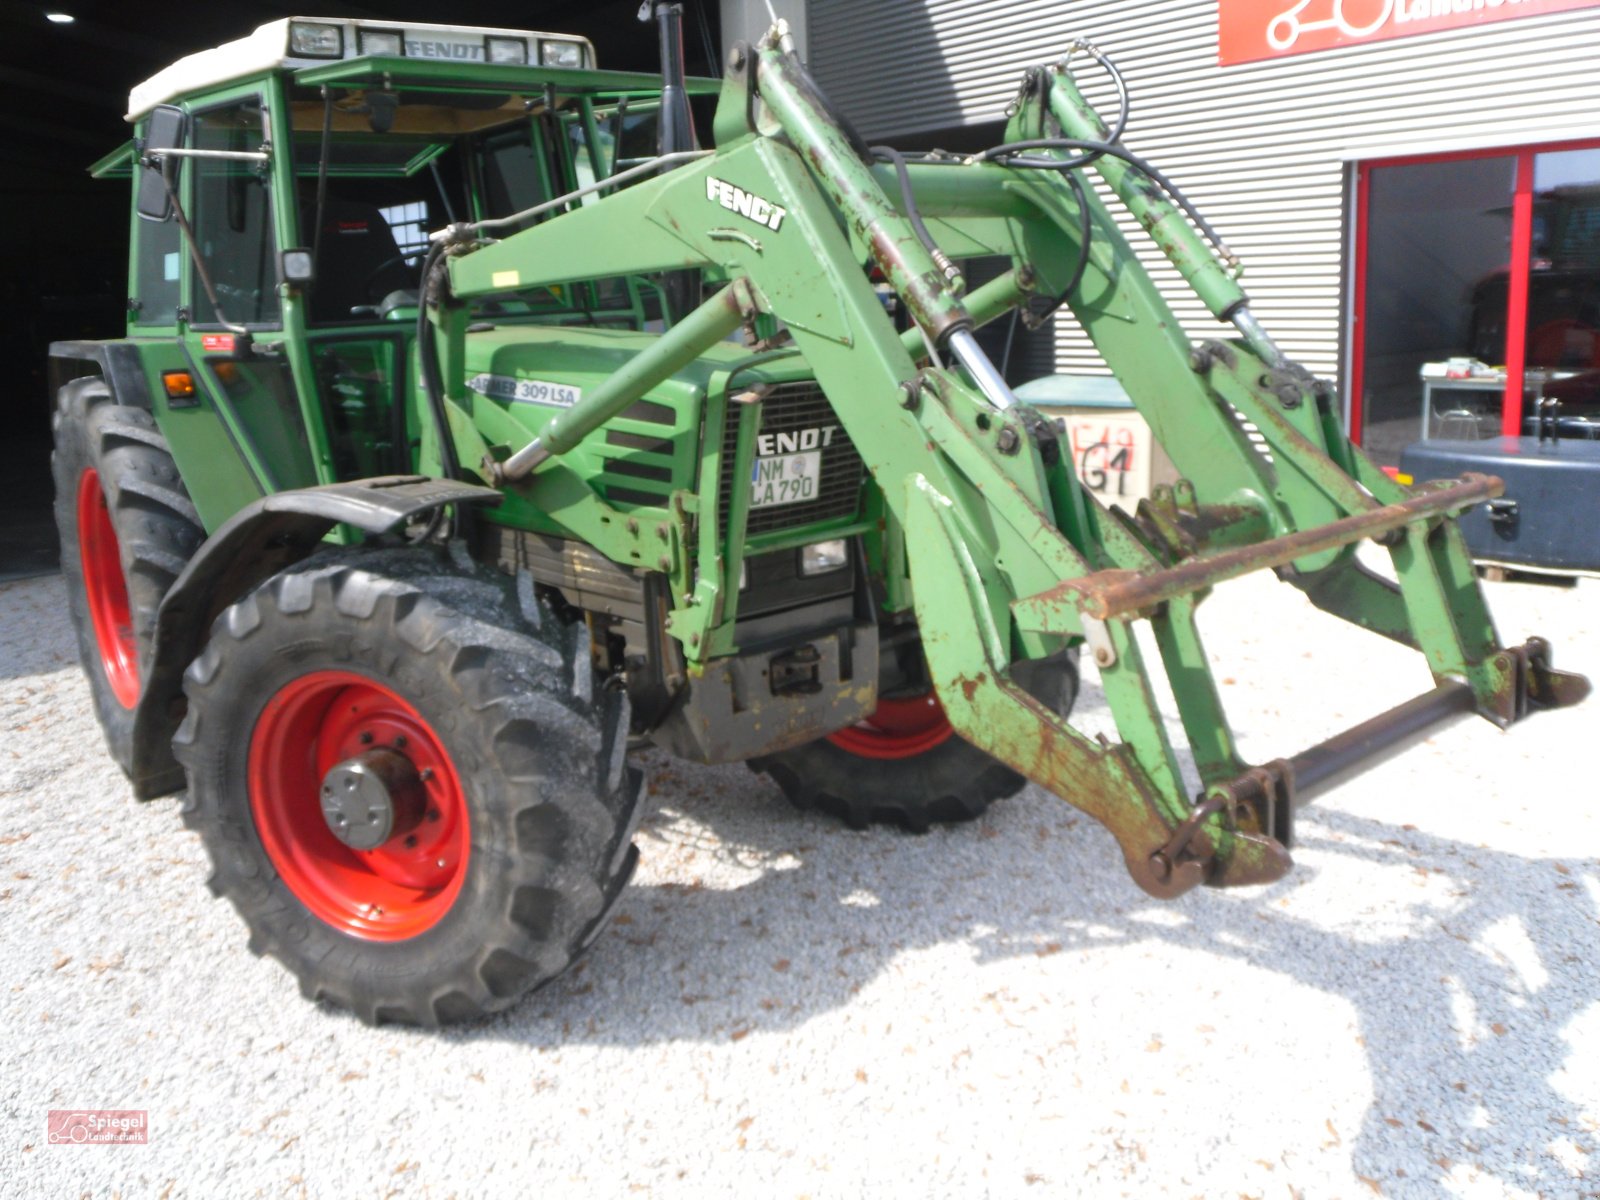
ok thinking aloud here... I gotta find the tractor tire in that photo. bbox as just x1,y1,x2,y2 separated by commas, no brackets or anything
51,378,204,774
752,650,1078,832
173,548,644,1026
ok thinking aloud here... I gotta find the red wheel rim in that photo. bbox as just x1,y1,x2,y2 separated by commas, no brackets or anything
826,691,955,760
249,671,470,941
76,468,139,708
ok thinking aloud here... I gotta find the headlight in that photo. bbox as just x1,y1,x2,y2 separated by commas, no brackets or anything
800,539,849,576
280,248,315,284
540,39,584,69
486,36,529,64
357,30,403,57
289,21,344,58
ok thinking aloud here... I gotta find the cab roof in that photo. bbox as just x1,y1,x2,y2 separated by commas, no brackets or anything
126,17,598,120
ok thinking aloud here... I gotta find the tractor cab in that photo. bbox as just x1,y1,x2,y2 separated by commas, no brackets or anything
94,17,713,500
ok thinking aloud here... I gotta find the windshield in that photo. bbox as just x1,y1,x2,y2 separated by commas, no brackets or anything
287,86,642,326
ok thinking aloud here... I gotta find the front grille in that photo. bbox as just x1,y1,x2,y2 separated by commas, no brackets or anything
717,382,865,535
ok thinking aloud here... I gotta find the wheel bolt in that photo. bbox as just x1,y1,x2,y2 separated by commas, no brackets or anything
419,768,435,783
436,858,447,869
427,808,440,822
393,735,407,749
359,731,375,745
404,835,418,848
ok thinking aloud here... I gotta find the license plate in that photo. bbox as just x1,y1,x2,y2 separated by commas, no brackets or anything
750,450,821,509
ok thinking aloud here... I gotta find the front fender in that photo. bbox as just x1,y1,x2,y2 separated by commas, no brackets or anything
126,476,500,799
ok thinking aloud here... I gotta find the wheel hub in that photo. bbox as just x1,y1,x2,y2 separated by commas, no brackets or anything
319,748,424,851
251,670,471,940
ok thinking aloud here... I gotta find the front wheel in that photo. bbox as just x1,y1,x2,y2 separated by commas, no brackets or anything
174,549,643,1026
752,649,1078,832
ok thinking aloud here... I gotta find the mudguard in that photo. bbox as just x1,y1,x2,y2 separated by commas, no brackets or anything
125,475,501,799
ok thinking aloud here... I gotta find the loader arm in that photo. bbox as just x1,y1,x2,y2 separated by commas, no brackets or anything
434,27,1587,897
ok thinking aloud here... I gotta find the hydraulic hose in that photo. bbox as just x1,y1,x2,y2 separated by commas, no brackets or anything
871,145,961,291
974,137,1231,257
414,242,472,541
1076,41,1130,146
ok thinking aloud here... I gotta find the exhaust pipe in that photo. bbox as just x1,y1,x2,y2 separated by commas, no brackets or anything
641,2,700,324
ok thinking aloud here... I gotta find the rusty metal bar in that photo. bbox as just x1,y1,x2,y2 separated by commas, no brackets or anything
1063,474,1503,620
1287,678,1477,803
1209,630,1588,828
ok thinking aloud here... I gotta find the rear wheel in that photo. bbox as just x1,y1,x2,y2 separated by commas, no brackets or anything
753,649,1078,831
52,379,203,771
174,549,644,1026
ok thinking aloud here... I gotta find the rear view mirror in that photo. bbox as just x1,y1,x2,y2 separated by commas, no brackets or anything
136,105,187,222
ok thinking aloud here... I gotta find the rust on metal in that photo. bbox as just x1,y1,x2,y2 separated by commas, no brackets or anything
1483,634,1592,727
1053,474,1506,621
755,45,973,348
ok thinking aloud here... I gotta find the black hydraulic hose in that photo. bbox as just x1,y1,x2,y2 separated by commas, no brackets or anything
414,241,471,542
975,136,1229,254
415,243,459,480
1034,169,1093,323
1066,42,1130,151
869,145,946,272
869,138,1093,324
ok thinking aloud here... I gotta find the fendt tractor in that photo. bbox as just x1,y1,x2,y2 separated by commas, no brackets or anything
50,12,1587,1025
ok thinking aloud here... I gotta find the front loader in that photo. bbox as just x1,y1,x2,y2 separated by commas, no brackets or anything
50,15,1586,1025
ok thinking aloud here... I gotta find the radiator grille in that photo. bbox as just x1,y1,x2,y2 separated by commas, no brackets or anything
717,382,865,535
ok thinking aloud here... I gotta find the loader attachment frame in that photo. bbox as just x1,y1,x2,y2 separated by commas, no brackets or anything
438,26,1588,897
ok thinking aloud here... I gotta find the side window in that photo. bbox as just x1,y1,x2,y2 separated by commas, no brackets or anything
133,200,181,326
478,126,548,233
191,98,280,327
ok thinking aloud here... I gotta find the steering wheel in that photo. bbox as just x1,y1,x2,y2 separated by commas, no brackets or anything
362,252,420,296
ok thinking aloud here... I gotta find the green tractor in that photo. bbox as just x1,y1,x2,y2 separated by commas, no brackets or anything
50,13,1586,1025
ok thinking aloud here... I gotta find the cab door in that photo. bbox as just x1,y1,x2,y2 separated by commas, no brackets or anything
179,89,323,495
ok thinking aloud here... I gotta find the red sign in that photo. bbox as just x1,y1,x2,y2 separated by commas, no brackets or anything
200,333,235,353
1219,0,1600,65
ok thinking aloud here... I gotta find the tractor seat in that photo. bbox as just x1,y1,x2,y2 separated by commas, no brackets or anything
303,198,418,323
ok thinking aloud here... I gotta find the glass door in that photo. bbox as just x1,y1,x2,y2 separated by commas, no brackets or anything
1352,140,1600,466
1519,148,1600,438
1352,154,1515,466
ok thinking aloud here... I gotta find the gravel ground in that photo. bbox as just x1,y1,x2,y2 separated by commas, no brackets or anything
1,561,1596,1199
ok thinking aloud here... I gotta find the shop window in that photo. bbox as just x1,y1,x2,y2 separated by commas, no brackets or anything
1352,141,1600,465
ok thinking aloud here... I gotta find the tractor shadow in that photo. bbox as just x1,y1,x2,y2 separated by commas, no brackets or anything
450,747,1596,1195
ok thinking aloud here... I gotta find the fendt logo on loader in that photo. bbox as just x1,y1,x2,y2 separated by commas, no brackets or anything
706,177,787,232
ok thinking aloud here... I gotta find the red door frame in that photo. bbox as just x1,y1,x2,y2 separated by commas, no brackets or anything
1348,137,1600,444
1504,148,1536,437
